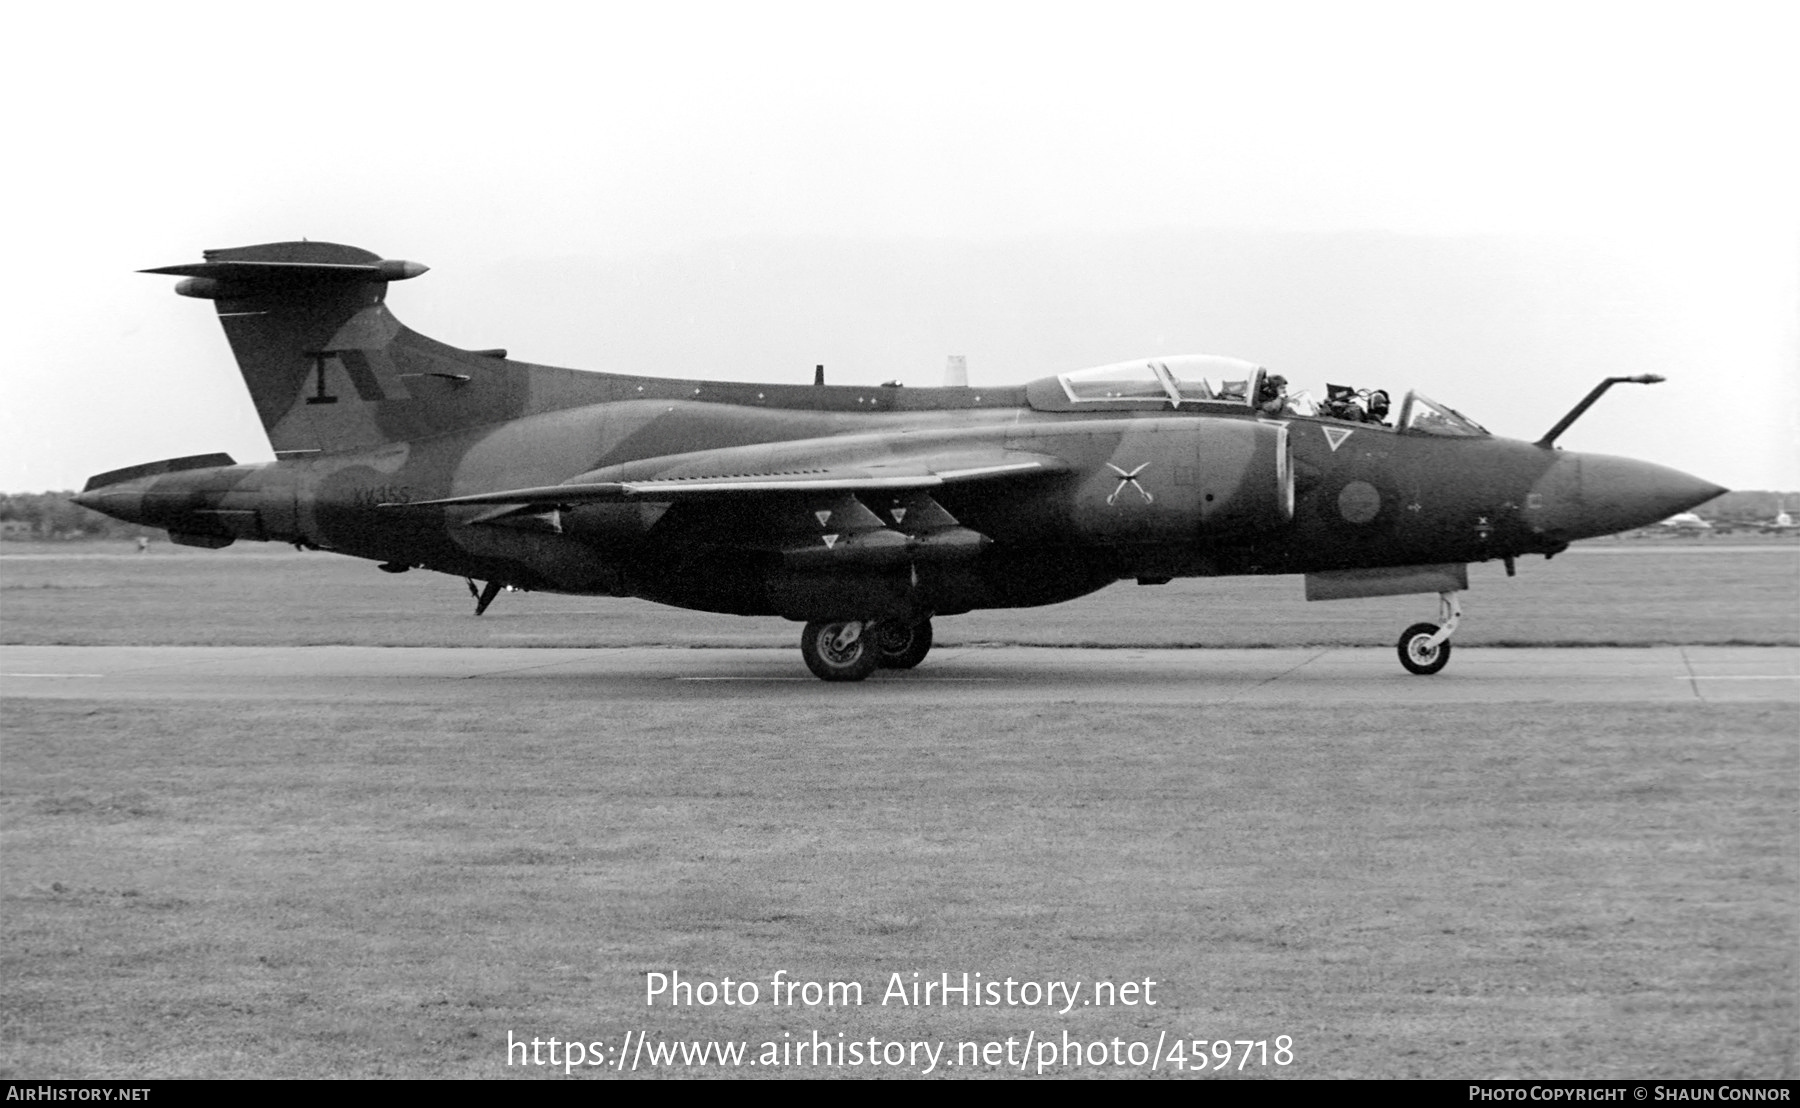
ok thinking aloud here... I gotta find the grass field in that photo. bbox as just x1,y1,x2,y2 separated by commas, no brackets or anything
3,698,1793,1079
2,539,1796,1079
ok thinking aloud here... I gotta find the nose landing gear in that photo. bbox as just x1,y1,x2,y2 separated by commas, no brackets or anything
1397,591,1461,675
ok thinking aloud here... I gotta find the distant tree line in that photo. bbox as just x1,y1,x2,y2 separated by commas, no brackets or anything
0,491,156,540
1697,490,1793,525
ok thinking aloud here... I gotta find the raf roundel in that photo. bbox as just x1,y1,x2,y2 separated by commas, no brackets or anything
1336,481,1383,525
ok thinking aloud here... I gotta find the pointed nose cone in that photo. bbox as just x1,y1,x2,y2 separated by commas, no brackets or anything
1524,451,1727,542
69,485,148,525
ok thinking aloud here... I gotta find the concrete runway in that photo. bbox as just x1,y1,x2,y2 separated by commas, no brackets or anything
3,644,1795,705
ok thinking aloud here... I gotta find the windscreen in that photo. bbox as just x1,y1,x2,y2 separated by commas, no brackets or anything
1401,393,1489,437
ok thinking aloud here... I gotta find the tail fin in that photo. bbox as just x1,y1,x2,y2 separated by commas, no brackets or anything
145,241,516,455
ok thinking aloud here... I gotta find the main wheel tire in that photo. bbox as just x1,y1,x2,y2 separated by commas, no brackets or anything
801,620,881,682
1397,621,1451,675
874,618,933,669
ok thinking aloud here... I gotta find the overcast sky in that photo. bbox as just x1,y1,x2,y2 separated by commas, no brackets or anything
5,1,1795,492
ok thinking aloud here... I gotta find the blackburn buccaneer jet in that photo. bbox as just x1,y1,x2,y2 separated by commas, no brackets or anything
74,242,1725,680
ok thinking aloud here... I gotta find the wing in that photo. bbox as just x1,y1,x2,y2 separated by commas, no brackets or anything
387,450,1064,568
395,457,1056,508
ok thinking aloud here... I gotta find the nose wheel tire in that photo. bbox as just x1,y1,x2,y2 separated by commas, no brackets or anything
801,620,881,682
874,618,933,669
1397,622,1451,675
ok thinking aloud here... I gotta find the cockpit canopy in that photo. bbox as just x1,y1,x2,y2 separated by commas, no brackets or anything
1027,355,1266,411
1026,354,1491,438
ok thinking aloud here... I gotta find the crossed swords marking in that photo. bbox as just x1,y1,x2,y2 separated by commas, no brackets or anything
1106,462,1154,505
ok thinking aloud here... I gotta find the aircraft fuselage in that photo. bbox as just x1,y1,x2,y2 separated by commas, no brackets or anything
71,241,1726,678
75,389,1714,621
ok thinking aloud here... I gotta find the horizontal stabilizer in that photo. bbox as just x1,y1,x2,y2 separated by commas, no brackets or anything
388,459,1059,510
142,259,428,283
143,242,427,302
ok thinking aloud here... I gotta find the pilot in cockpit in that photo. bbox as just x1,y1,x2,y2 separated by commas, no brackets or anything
1323,384,1391,425
1256,374,1290,415
1365,389,1391,426
1323,384,1363,421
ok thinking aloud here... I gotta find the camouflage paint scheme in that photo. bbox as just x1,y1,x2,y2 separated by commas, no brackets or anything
75,242,1724,677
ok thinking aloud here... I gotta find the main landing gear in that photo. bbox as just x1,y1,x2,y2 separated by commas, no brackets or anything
1396,591,1461,675
874,618,933,670
800,617,934,682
